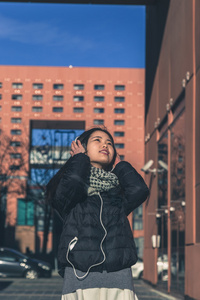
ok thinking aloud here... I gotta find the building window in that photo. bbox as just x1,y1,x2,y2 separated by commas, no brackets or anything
32,95,43,101
17,198,34,226
53,95,63,101
114,120,125,125
53,84,64,90
178,156,183,162
10,153,21,159
94,108,104,113
9,165,20,170
0,106,1,111
73,96,84,102
114,85,125,91
32,107,43,112
12,83,23,89
10,141,21,147
119,155,124,160
115,143,124,149
93,119,104,125
114,108,125,114
114,97,125,102
33,83,43,89
114,131,124,137
11,130,21,135
94,96,104,102
94,84,105,90
12,94,23,100
0,94,2,100
74,84,84,90
0,82,2,88
177,168,183,175
11,106,22,112
177,179,182,186
11,118,22,123
52,107,63,112
73,107,84,113
133,206,143,230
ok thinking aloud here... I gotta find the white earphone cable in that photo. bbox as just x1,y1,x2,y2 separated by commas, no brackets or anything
66,192,107,280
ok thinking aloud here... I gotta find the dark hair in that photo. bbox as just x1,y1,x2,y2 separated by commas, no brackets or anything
46,126,116,205
76,127,117,170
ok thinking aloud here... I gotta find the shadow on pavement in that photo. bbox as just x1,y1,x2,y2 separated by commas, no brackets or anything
0,281,13,291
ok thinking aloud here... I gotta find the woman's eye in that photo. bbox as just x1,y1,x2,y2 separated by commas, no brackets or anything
94,138,100,142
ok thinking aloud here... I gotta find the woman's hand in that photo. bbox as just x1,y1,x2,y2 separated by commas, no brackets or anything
70,140,86,157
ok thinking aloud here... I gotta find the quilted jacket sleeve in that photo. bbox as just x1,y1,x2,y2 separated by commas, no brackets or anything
52,153,91,217
112,161,149,216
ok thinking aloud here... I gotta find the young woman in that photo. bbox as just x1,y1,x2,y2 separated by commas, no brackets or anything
46,127,149,300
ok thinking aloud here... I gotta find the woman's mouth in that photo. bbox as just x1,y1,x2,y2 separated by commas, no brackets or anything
99,150,109,155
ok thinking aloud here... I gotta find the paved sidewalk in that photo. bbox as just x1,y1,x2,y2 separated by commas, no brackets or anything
0,275,182,300
134,280,181,300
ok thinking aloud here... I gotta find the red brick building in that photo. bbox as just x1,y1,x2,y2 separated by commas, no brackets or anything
0,65,146,256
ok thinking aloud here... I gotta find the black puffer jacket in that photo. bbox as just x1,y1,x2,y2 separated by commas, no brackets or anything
52,153,149,277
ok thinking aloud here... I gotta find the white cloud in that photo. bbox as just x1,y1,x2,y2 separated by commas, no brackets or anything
0,13,95,51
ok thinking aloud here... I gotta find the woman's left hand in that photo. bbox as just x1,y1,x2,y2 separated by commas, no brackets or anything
70,140,86,157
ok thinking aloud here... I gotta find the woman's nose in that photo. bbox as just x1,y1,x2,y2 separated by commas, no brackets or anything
102,143,108,148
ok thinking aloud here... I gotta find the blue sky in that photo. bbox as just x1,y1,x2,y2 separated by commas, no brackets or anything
0,2,145,68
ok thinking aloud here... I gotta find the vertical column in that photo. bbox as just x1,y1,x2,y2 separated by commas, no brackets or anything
167,110,173,293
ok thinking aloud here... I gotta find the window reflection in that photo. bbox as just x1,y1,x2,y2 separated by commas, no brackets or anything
170,110,185,294
158,131,168,208
157,109,185,295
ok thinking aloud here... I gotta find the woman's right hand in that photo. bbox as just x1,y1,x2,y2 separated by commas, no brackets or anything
70,140,86,157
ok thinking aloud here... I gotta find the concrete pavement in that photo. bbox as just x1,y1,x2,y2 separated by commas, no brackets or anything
0,274,182,300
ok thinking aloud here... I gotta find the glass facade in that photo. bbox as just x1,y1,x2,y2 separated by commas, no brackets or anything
29,126,84,234
157,105,185,295
158,130,168,209
17,198,34,226
170,109,185,294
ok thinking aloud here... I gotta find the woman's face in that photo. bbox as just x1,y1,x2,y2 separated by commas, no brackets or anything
86,130,115,169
